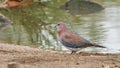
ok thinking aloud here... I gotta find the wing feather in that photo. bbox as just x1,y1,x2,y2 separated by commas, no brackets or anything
60,32,92,48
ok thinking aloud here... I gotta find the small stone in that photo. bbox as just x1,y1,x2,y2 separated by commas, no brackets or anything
8,62,19,68
76,62,80,65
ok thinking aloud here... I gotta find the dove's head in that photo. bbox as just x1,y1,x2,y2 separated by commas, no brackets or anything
56,22,68,32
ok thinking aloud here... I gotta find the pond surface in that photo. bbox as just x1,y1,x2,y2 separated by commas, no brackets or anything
0,0,120,53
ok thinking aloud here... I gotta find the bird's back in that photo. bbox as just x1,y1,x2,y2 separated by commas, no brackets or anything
59,31,94,48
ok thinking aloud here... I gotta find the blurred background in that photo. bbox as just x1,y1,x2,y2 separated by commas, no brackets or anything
0,0,120,53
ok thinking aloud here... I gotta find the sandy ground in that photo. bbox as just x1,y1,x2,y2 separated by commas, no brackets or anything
0,43,120,68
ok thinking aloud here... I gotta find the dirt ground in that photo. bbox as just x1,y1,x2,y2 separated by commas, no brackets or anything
0,43,120,68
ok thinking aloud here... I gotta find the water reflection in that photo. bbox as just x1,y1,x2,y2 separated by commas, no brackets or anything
102,6,120,50
60,0,104,15
0,0,120,53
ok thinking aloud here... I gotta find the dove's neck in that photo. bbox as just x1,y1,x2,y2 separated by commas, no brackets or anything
58,29,68,38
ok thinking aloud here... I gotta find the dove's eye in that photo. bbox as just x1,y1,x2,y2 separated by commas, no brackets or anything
57,24,60,26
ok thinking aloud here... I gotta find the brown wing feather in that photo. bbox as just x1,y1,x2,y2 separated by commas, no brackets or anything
62,32,86,45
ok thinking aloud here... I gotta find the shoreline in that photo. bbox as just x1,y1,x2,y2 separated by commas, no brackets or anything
0,43,120,68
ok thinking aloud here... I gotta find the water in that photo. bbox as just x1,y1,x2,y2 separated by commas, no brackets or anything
60,0,104,15
0,0,120,53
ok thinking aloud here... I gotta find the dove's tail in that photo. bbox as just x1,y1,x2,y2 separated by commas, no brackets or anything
93,43,106,48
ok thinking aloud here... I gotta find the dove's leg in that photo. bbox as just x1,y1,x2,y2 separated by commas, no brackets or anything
71,51,76,54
